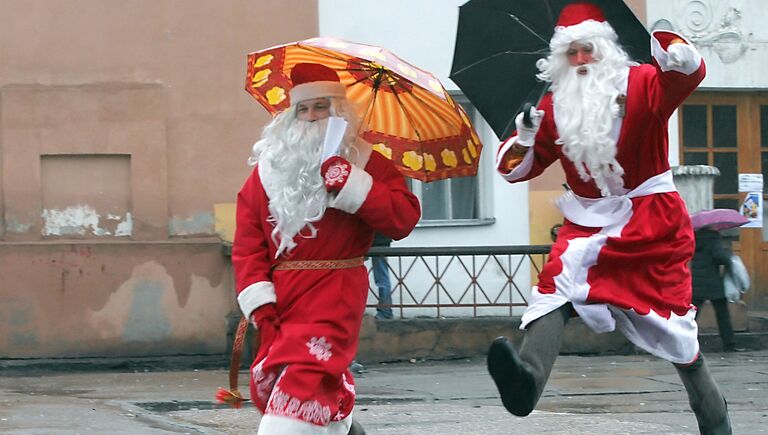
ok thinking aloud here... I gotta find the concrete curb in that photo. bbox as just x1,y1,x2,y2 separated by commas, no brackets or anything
3,317,766,374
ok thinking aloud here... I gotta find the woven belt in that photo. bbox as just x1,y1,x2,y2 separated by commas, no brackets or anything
272,256,365,271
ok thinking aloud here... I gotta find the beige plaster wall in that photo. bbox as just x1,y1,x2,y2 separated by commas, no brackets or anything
0,0,318,357
0,0,318,237
0,241,233,357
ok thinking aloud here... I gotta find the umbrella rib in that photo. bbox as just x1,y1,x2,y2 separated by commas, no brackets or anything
293,45,458,140
347,74,375,88
505,13,550,45
298,45,354,63
451,49,547,75
401,89,465,135
362,85,380,132
387,81,424,141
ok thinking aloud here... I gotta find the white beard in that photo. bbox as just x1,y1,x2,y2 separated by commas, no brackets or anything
255,117,330,258
552,61,626,197
250,109,359,258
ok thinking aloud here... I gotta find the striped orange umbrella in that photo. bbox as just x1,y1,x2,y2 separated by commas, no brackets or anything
245,36,482,182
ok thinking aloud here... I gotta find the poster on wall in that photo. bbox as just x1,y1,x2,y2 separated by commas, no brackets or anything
738,174,763,229
738,174,763,193
740,192,763,228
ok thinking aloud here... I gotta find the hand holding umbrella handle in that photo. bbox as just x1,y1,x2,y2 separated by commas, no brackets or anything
515,104,545,147
522,103,533,128
321,156,353,193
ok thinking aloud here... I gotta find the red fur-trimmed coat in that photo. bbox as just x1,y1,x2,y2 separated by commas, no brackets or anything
233,145,419,432
496,31,706,364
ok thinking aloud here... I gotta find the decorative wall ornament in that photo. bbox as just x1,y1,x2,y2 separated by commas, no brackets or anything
651,0,753,64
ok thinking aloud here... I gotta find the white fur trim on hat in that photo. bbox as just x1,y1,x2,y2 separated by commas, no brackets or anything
290,81,346,104
550,19,617,50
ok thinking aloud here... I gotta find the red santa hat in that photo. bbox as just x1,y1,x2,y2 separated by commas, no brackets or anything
289,62,347,104
550,2,618,50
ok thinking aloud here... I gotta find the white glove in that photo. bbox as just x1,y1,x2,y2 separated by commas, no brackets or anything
515,106,545,147
666,42,696,70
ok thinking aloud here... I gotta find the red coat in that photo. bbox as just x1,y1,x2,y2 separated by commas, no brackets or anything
233,147,420,430
497,31,706,364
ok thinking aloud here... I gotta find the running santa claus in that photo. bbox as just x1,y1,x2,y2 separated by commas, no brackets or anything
488,2,731,434
231,62,420,435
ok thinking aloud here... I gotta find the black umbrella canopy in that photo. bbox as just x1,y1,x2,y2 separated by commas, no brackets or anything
451,0,651,140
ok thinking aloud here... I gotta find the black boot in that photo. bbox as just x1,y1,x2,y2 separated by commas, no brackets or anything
347,418,366,435
487,336,538,416
487,303,571,417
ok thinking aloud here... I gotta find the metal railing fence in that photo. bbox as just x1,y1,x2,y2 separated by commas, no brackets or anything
366,245,551,318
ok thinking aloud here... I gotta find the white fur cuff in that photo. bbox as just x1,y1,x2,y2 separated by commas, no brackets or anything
651,31,702,75
237,281,277,319
328,164,373,214
497,137,535,181
496,136,521,168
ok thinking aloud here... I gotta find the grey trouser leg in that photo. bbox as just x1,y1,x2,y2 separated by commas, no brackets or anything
518,303,572,404
348,418,366,435
675,354,731,434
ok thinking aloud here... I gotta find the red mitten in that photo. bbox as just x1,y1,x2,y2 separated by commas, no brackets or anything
320,156,352,192
251,303,280,362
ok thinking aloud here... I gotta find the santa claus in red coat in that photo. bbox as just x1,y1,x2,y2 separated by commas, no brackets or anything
232,62,420,435
488,3,731,434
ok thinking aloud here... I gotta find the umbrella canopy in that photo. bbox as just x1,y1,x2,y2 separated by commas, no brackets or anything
246,36,482,182
690,209,749,231
450,0,651,140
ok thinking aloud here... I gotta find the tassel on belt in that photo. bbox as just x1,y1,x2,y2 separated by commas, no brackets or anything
272,256,365,271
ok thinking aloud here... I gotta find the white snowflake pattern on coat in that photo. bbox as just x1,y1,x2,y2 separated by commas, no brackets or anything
306,336,333,362
265,385,332,426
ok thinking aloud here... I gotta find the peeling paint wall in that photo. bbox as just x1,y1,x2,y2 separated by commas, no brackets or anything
0,242,234,358
0,1,318,357
1,1,319,241
168,212,215,236
41,206,132,237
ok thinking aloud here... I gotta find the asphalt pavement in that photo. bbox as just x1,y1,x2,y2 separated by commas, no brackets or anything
0,350,766,434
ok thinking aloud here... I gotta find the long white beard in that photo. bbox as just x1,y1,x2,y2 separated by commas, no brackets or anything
552,61,626,196
254,118,330,258
250,108,359,258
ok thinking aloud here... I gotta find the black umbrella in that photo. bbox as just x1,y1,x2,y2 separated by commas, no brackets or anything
450,0,651,140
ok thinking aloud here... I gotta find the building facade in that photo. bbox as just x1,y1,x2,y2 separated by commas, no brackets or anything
319,0,766,312
1,0,763,358
0,0,318,357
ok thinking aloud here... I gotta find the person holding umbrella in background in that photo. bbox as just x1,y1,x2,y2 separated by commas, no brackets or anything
691,226,738,353
226,62,420,435
690,209,750,353
483,2,731,433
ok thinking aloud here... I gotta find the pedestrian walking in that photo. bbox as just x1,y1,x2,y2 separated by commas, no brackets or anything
371,232,394,320
691,227,742,352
